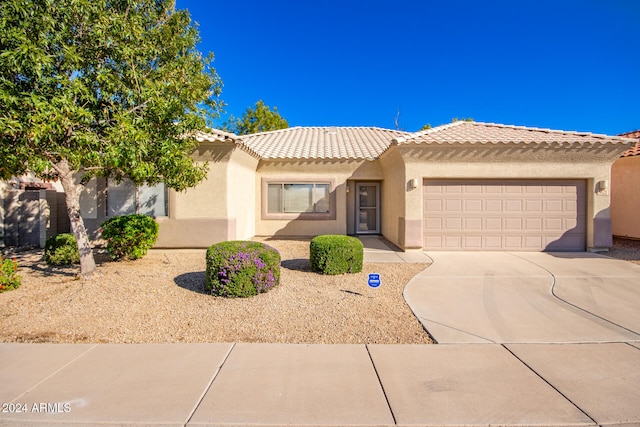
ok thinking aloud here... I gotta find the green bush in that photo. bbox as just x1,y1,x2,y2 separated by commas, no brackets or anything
101,214,159,260
0,256,21,293
206,241,281,298
44,233,80,266
310,234,363,275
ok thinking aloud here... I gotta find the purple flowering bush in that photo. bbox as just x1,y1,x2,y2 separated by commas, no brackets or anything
205,241,281,297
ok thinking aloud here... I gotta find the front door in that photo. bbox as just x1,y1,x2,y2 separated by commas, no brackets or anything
356,183,380,234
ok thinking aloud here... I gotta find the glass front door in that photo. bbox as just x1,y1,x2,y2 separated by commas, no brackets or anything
356,183,380,234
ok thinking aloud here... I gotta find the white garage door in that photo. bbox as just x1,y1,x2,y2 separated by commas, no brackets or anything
423,180,586,251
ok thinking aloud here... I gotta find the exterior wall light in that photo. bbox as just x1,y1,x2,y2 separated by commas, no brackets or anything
596,180,608,195
408,178,418,191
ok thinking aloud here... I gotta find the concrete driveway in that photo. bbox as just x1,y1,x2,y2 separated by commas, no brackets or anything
404,251,640,343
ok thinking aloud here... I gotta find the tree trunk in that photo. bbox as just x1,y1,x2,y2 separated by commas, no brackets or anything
56,160,96,277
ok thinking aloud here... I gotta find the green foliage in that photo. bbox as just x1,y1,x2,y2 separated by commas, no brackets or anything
0,256,21,293
0,0,221,186
223,100,289,135
309,235,363,275
0,0,223,275
44,233,80,266
101,214,159,260
206,241,281,298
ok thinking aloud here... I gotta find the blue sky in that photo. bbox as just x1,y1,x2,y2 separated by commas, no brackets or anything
176,0,640,135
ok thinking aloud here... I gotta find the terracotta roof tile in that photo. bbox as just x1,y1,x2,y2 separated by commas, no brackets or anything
394,121,636,147
619,130,640,157
238,126,410,160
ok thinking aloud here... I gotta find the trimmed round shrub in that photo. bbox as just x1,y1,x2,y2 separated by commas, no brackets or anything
44,233,80,266
310,234,363,275
206,241,281,298
101,214,159,260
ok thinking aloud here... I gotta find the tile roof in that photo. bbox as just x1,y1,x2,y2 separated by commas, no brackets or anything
193,129,262,158
393,121,636,147
619,130,640,157
238,126,410,160
193,129,237,142
195,122,636,161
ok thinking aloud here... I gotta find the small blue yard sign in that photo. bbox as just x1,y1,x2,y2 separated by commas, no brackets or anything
368,273,381,289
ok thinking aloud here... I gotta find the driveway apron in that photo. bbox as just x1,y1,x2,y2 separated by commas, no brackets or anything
404,251,640,343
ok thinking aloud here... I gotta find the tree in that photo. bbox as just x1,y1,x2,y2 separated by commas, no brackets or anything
223,100,288,135
0,0,222,277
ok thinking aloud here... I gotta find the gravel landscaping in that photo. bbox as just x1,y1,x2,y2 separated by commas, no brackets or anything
2,237,639,345
608,237,640,265
0,238,432,344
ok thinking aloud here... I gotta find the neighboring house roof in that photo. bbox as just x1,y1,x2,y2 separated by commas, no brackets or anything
393,121,636,147
239,126,410,160
618,130,640,157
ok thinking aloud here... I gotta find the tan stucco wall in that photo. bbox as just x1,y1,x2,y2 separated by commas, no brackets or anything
227,148,259,240
611,156,640,239
171,143,234,219
157,142,258,247
378,149,407,248
255,159,383,237
395,143,624,250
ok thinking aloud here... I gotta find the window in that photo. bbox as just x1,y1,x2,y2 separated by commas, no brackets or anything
262,179,335,220
267,183,330,214
107,179,167,217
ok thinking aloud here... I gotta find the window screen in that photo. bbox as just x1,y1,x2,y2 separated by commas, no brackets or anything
107,179,167,217
267,183,330,214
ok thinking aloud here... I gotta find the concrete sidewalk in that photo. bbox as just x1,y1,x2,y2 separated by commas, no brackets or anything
360,235,432,263
2,342,640,426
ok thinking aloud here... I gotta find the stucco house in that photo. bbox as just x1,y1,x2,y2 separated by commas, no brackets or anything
611,130,640,239
70,120,634,252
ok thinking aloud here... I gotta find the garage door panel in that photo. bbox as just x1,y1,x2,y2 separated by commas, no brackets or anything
484,236,503,249
465,199,483,211
425,218,442,229
505,186,523,194
424,199,443,212
485,200,503,211
463,236,483,249
504,236,524,249
545,200,563,211
465,217,482,230
444,217,462,230
444,236,462,249
505,200,523,212
423,180,586,251
505,218,523,230
524,236,544,249
485,218,502,230
525,186,543,194
545,218,563,230
525,200,543,212
445,199,463,211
